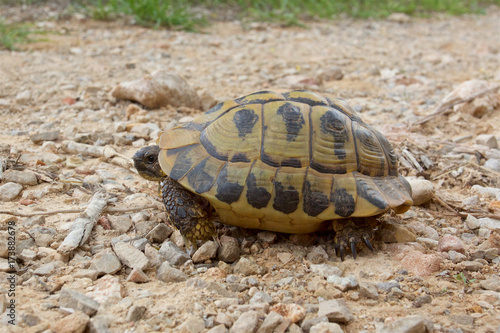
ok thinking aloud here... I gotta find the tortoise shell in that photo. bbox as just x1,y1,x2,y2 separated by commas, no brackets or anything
157,90,413,233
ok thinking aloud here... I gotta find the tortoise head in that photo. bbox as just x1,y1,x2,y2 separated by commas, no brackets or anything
133,145,166,181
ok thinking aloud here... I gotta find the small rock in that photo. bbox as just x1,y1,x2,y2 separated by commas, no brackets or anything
413,294,432,307
270,303,305,324
462,195,479,208
387,12,410,23
379,315,433,333
401,251,442,276
306,246,329,263
126,305,146,322
86,275,123,305
249,291,273,304
326,275,358,291
89,249,122,275
257,231,277,243
444,79,499,117
310,322,344,333
277,252,294,264
111,70,201,109
476,134,498,149
462,260,484,271
478,217,500,232
73,269,99,281
30,130,60,144
88,315,109,333
233,257,267,276
0,182,23,201
33,260,64,275
107,215,133,234
30,226,56,247
416,237,438,249
159,240,190,265
484,159,500,172
15,90,31,104
148,223,173,243
376,281,400,293
448,250,467,263
218,235,240,263
59,287,100,316
319,66,344,81
377,221,416,243
208,325,229,333
289,233,317,246
317,299,353,323
301,316,329,332
177,315,206,333
471,185,500,198
359,281,379,299
126,268,149,283
480,276,500,292
259,311,283,333
157,262,188,283
450,314,475,326
310,264,342,278
1,170,37,185
438,234,466,254
53,311,89,333
192,241,218,263
230,310,259,333
407,178,434,205
113,242,149,271
466,214,481,230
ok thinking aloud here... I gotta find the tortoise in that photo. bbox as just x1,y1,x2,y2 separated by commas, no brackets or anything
133,90,413,260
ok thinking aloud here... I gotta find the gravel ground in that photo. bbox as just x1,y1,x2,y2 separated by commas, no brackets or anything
0,4,500,333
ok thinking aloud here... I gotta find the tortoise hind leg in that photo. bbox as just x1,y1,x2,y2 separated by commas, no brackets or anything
161,177,216,249
332,217,379,261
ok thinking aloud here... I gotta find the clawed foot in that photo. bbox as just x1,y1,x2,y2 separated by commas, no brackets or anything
333,219,375,261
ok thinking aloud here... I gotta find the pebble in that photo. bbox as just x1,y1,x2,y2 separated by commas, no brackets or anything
111,70,201,109
448,250,467,263
86,275,123,305
257,231,277,243
377,221,416,243
269,303,305,323
126,305,147,322
301,316,329,332
326,275,359,291
484,159,500,172
59,287,100,316
462,260,484,271
306,246,329,263
233,257,267,276
310,264,342,278
113,242,150,271
466,214,481,230
230,310,259,333
317,299,353,323
310,322,344,333
259,311,283,333
30,130,60,144
359,281,379,299
88,315,109,332
107,215,133,234
412,294,432,307
126,268,149,283
30,226,57,247
73,269,99,281
437,234,466,254
379,315,433,333
0,182,23,201
159,240,190,265
192,241,219,263
177,315,206,333
157,262,188,283
208,325,229,333
15,90,31,104
249,291,273,304
52,311,89,333
416,237,438,249
406,178,434,205
89,249,122,275
480,276,500,292
471,185,500,198
462,195,479,207
217,235,240,263
476,134,498,149
478,217,500,232
148,223,173,243
400,251,442,276
1,169,37,185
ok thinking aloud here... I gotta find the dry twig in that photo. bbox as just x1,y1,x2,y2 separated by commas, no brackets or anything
0,204,160,217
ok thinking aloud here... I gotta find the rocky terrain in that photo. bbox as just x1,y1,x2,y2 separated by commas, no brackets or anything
0,4,500,333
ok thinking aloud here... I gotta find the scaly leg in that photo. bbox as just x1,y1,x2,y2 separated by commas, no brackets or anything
161,177,216,250
332,218,377,261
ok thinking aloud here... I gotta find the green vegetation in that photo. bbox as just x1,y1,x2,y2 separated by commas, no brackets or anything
454,272,476,284
0,19,33,50
0,0,499,49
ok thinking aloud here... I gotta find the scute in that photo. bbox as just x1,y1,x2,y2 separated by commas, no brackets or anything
156,90,413,233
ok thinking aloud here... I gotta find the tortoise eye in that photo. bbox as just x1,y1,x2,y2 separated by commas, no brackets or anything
147,154,156,164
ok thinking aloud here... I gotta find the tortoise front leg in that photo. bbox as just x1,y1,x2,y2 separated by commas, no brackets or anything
331,217,377,261
160,177,216,249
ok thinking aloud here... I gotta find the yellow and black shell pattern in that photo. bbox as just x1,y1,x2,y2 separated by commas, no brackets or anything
157,90,413,233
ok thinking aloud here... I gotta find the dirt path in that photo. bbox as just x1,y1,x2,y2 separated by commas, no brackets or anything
0,6,499,333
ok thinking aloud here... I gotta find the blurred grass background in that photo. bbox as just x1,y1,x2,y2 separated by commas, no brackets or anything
1,0,499,49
